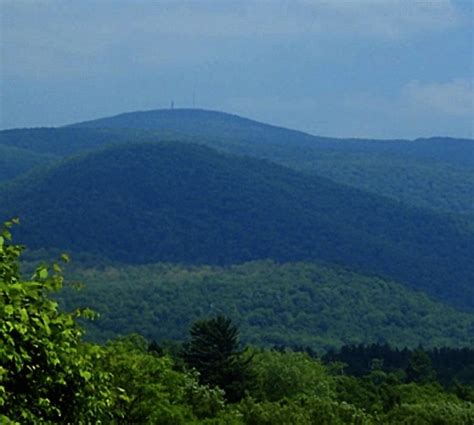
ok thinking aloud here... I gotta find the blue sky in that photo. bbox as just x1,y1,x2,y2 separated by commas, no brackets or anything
1,0,472,139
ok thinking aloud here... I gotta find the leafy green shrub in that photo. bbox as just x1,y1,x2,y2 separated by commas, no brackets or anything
251,350,333,401
0,219,112,424
101,334,226,424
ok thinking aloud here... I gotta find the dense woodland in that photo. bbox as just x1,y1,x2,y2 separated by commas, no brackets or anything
56,261,474,350
1,111,473,220
1,226,473,423
1,142,473,311
1,109,474,423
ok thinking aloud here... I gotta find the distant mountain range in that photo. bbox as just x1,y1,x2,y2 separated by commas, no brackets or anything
1,107,473,348
2,109,473,219
69,109,473,166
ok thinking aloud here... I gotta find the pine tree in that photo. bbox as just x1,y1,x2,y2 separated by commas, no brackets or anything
181,316,252,402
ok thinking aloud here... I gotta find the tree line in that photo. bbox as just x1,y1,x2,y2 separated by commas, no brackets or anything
1,221,473,423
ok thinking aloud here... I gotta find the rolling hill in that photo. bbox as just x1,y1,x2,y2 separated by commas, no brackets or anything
69,109,474,167
2,109,472,219
69,109,473,162
70,109,474,219
1,141,473,310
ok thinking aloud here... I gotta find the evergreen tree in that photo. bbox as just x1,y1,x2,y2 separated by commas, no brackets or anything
181,316,252,402
406,349,436,384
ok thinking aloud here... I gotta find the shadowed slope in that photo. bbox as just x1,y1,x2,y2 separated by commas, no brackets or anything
1,142,472,309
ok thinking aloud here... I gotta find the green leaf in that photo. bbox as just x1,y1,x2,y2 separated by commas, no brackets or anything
38,267,48,280
19,308,28,322
80,370,92,381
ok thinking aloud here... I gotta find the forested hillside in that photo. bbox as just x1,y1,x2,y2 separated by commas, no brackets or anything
2,229,474,424
1,109,473,219
70,109,474,219
1,142,473,310
3,0,473,421
58,260,474,350
291,153,474,219
0,127,159,156
0,144,57,182
1,111,473,424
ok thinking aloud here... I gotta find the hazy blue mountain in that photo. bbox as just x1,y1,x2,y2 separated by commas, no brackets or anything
70,109,474,218
69,108,473,167
1,142,473,310
2,109,471,218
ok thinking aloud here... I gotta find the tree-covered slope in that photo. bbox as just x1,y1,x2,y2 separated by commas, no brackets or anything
0,144,57,182
1,142,473,309
288,152,474,220
68,108,473,165
4,223,474,424
69,109,473,168
69,109,474,219
2,110,473,218
58,261,474,350
68,108,322,148
0,127,171,157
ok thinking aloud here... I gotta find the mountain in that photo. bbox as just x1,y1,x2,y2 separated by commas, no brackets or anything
2,109,472,219
58,261,474,350
70,109,474,219
69,108,474,166
1,142,473,310
68,108,322,147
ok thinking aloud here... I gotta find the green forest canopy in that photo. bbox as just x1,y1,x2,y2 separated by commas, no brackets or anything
2,226,474,424
58,260,474,351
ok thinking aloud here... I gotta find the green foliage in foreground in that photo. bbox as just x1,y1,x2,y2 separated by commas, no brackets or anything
2,225,474,424
58,261,474,350
0,220,112,423
100,335,226,424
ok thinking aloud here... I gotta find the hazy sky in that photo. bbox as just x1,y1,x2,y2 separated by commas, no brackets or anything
1,0,473,139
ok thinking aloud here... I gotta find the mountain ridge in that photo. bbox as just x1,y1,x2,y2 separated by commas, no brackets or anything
67,107,473,144
1,141,472,310
3,108,471,219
